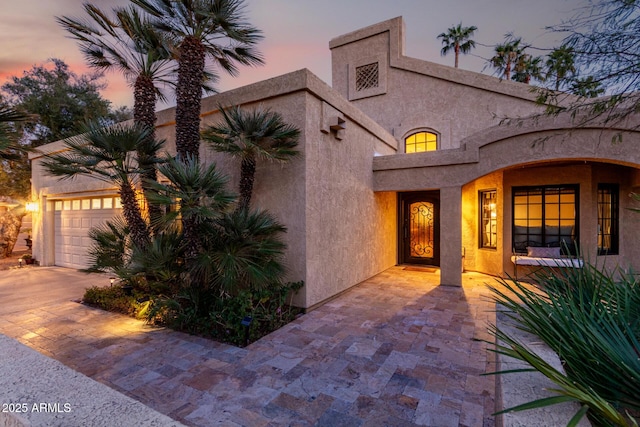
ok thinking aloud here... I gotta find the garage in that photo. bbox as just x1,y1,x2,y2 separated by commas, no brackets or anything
53,196,121,269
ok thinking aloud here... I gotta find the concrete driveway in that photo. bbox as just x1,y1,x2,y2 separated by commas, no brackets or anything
0,266,104,315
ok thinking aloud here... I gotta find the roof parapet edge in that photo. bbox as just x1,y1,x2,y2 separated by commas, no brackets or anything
329,16,403,50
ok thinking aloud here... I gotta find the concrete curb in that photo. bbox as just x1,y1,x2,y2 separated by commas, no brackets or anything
0,334,186,427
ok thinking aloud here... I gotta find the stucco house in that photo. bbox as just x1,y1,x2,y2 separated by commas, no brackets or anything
30,17,640,309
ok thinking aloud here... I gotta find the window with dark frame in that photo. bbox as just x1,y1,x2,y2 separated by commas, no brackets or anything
597,184,619,255
480,190,497,249
512,185,579,254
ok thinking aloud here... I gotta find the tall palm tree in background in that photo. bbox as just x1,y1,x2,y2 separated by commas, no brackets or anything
202,105,300,212
437,23,477,68
513,54,544,84
131,0,264,161
58,4,175,227
41,123,163,250
58,5,174,133
490,37,523,80
546,45,576,91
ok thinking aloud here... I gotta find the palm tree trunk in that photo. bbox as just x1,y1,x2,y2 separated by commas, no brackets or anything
175,36,206,161
454,43,460,68
134,74,161,231
238,156,256,212
175,36,206,261
119,181,149,249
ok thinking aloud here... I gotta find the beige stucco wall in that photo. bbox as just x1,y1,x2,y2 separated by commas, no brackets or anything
197,89,399,308
302,94,397,308
330,17,545,150
592,164,640,272
462,171,504,275
30,69,399,309
374,115,640,279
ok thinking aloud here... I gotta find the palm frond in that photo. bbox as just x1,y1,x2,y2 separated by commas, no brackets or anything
145,154,235,227
203,104,300,162
487,262,640,425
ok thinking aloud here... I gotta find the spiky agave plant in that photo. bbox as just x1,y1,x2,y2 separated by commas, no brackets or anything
486,262,640,426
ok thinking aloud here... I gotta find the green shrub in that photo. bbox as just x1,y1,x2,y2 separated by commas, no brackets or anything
147,281,303,346
210,281,304,345
487,263,640,426
79,156,303,347
83,285,138,316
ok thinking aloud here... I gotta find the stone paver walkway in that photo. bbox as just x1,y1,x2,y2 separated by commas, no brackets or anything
0,266,498,426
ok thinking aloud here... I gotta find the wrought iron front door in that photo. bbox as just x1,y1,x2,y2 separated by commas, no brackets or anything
400,192,440,266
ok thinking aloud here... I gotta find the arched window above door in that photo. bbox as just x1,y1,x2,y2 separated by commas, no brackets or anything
405,131,438,153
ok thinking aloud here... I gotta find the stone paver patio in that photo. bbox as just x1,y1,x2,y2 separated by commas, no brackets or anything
0,266,498,426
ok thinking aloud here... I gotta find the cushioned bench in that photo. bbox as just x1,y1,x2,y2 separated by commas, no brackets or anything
511,246,584,279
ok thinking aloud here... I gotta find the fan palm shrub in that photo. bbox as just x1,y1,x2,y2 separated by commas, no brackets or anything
83,216,130,274
143,154,287,292
202,105,300,211
201,208,287,295
144,153,235,261
137,157,298,342
81,152,301,344
41,122,164,249
487,263,640,426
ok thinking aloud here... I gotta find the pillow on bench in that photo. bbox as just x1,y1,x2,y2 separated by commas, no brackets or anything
527,246,561,258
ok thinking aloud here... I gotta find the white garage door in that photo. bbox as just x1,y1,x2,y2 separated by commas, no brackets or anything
54,197,122,269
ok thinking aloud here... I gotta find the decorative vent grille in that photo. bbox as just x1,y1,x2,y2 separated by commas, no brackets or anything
355,63,379,91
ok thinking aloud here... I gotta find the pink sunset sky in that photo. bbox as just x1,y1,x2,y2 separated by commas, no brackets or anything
1,0,587,110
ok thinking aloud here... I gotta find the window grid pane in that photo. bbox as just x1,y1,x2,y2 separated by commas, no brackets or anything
512,185,578,254
597,184,618,255
405,132,438,153
480,190,497,249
